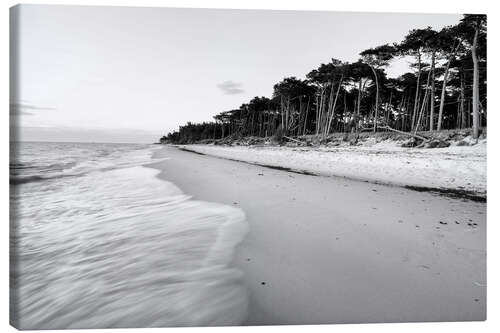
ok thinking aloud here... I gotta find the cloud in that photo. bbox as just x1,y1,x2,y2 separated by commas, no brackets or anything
10,102,56,116
217,81,244,95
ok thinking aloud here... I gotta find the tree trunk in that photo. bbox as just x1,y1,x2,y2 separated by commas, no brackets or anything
471,27,480,139
251,112,255,136
356,80,362,117
414,68,431,134
355,79,362,135
318,88,326,135
401,94,407,131
286,97,291,133
461,75,466,129
411,53,422,131
280,96,285,132
303,96,310,136
323,81,334,137
437,40,461,131
326,76,343,136
386,90,393,126
379,125,429,141
437,60,451,131
429,51,436,131
370,66,379,132
315,95,320,135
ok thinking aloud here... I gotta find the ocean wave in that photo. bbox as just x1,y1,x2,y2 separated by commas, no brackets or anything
10,174,48,185
11,146,249,329
10,162,36,169
10,144,161,185
10,169,87,185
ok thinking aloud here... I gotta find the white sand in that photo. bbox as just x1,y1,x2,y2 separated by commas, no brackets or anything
150,146,486,325
178,137,486,196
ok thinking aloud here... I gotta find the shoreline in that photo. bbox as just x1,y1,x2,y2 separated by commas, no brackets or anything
174,137,486,200
148,145,486,325
178,146,486,202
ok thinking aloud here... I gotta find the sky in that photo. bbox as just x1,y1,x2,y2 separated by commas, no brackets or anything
11,4,462,143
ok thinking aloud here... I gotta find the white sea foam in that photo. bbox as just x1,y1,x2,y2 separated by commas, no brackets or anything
10,143,248,329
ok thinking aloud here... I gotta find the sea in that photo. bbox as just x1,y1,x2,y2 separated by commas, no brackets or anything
9,141,249,329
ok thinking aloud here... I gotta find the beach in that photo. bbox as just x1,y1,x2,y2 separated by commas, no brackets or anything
177,136,487,198
9,5,489,330
150,145,486,325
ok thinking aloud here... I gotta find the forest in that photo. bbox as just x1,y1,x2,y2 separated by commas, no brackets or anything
162,14,486,145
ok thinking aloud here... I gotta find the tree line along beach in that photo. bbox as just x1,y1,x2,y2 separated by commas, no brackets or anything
160,14,486,201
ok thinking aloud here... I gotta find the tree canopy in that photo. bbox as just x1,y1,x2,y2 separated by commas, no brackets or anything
163,14,486,144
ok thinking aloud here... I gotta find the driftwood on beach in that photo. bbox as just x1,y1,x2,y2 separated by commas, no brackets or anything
377,126,430,142
283,136,307,145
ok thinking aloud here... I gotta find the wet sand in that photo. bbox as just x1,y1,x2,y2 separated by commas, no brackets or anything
150,145,486,325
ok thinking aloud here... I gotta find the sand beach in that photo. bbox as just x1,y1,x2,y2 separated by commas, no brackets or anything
150,145,486,325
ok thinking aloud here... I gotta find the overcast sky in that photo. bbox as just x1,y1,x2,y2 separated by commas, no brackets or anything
11,4,461,143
